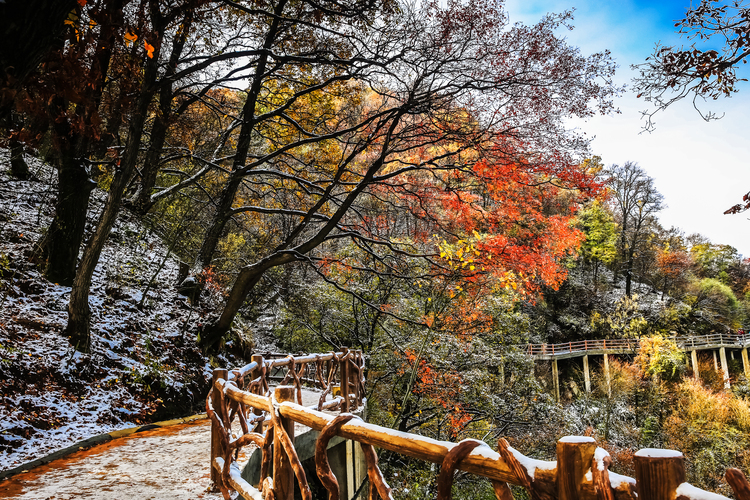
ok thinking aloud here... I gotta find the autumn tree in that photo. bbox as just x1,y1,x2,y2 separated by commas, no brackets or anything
655,246,694,299
691,241,739,283
575,199,617,291
64,0,220,350
194,0,621,350
607,162,665,296
0,0,79,178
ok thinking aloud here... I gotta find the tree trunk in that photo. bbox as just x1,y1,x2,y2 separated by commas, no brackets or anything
196,172,243,268
64,36,160,350
199,252,297,350
194,0,286,269
625,250,634,297
131,111,169,214
198,264,266,351
8,136,30,180
130,13,192,214
35,149,95,286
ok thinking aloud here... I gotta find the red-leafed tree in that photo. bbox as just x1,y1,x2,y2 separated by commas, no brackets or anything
656,247,694,299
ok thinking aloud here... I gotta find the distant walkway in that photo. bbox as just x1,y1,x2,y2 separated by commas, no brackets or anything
526,333,750,401
525,332,750,360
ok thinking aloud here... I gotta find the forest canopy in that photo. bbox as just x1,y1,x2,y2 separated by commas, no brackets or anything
0,0,622,352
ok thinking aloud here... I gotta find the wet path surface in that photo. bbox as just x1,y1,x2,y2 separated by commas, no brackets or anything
0,419,230,500
0,390,324,499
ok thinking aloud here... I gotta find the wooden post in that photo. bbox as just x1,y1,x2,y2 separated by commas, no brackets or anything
556,436,596,500
251,354,264,432
340,347,350,412
583,355,591,393
633,449,685,500
210,368,228,489
720,347,731,389
691,350,700,381
552,359,560,402
352,350,361,406
346,439,356,499
742,348,750,379
603,353,611,397
714,350,719,372
273,385,296,500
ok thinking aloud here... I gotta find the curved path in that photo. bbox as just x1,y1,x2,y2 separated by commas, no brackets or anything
0,389,325,499
0,419,228,500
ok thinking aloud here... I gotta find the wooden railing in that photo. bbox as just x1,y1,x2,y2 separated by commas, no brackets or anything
207,348,366,499
207,349,750,500
526,333,750,357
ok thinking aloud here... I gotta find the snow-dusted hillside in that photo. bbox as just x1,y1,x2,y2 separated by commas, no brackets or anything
0,151,249,470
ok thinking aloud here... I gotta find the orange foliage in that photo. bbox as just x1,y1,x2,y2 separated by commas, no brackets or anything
399,349,471,437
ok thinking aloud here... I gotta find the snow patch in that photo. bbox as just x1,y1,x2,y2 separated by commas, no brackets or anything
634,448,682,458
675,482,731,500
609,471,636,489
594,447,610,471
559,435,595,443
507,444,556,480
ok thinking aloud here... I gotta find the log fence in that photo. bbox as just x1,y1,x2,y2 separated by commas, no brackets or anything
207,349,750,500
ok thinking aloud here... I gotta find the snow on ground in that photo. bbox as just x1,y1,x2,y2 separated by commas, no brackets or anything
0,150,258,471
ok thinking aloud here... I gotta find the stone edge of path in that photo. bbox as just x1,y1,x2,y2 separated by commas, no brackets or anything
0,413,208,482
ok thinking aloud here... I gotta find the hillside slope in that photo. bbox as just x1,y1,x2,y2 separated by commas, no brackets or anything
0,151,245,470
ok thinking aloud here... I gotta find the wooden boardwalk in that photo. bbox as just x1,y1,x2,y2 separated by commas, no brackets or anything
525,332,750,360
0,389,326,500
525,333,750,400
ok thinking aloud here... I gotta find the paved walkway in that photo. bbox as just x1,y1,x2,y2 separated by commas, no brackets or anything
0,419,228,500
0,389,324,499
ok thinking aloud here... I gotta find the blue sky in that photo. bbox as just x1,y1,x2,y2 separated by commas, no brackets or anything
504,0,750,255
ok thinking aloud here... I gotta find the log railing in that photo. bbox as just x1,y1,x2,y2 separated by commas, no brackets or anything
207,350,750,500
207,349,367,499
526,333,750,357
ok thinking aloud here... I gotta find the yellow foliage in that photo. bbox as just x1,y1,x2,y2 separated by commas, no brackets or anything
634,335,685,381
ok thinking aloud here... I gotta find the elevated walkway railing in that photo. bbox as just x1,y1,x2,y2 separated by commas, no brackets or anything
526,333,750,358
206,348,750,500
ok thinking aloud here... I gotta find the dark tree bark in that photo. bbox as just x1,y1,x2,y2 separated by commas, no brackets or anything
130,12,194,214
64,0,177,351
33,95,96,286
35,152,96,286
9,136,30,180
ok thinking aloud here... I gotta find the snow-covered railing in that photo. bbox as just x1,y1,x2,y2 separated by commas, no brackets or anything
227,348,365,412
206,352,750,500
207,349,366,499
526,333,750,357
